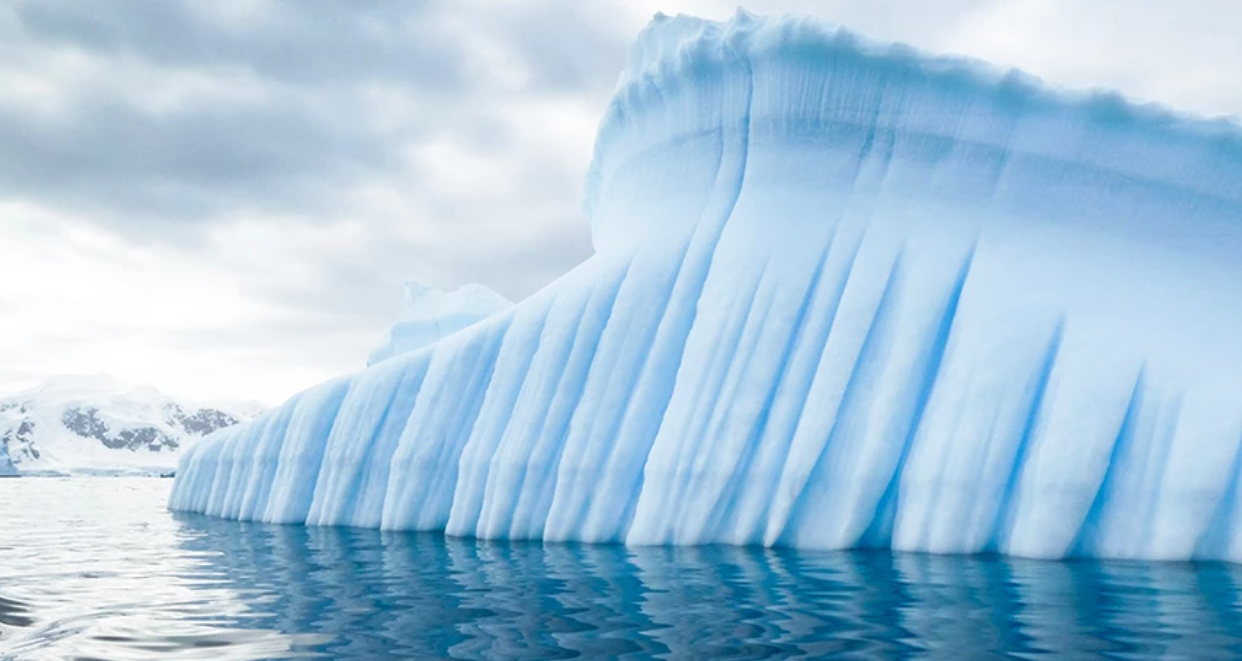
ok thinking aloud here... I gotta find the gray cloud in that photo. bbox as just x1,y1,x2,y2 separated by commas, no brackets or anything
14,1,470,90
479,3,632,94
0,92,402,225
0,0,630,235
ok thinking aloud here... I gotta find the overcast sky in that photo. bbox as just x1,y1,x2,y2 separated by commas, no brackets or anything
2,0,1239,405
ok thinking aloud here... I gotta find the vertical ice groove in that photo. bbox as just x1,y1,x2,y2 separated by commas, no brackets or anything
702,239,837,544
1069,371,1146,557
506,258,634,539
1194,430,1242,559
411,324,509,529
212,436,242,518
690,275,794,539
628,260,771,543
306,364,409,526
988,320,1065,552
170,427,223,513
728,233,864,544
447,300,555,536
542,242,699,541
261,377,352,524
860,247,975,548
576,39,757,543
347,356,432,527
205,419,262,518
684,270,779,468
770,247,905,547
1089,387,1185,559
476,283,597,538
689,61,900,548
1135,395,1185,553
236,397,300,521
382,316,512,531
194,432,231,514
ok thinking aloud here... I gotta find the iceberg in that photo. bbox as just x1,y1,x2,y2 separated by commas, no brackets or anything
367,281,511,366
171,12,1242,561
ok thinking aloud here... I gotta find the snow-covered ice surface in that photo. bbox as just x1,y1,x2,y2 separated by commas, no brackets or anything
1,374,263,476
0,443,16,477
367,281,511,366
172,12,1242,561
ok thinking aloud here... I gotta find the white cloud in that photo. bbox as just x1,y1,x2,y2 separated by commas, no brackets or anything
942,0,1242,117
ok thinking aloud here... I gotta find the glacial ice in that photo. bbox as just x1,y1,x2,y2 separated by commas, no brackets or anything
367,281,511,366
171,12,1242,561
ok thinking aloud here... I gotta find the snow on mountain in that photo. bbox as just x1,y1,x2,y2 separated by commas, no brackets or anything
367,281,511,366
0,442,16,477
0,374,263,476
172,12,1242,562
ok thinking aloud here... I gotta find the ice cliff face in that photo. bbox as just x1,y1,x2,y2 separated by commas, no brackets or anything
367,281,511,366
171,12,1242,561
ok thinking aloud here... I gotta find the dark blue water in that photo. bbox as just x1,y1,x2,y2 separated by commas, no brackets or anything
4,479,1242,659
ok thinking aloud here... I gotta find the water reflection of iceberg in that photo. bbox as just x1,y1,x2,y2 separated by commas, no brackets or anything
174,514,1242,659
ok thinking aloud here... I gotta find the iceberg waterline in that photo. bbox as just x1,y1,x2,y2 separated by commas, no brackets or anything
171,12,1242,561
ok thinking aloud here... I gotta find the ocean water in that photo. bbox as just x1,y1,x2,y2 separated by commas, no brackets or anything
2,479,1242,659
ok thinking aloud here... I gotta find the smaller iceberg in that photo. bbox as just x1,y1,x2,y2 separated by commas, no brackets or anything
367,281,511,366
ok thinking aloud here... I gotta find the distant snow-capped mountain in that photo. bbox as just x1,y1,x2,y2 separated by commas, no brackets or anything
0,374,264,476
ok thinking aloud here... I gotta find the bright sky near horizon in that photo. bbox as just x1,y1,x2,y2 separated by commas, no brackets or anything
1,0,1239,405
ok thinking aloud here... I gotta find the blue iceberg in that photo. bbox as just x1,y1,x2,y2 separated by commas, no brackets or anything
171,12,1242,561
367,281,511,367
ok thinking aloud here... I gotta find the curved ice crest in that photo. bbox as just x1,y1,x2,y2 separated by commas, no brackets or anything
172,12,1242,561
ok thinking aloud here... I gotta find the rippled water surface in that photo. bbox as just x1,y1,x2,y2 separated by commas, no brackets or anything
4,478,1242,659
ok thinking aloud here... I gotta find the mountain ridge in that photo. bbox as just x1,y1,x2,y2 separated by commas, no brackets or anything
0,374,264,476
